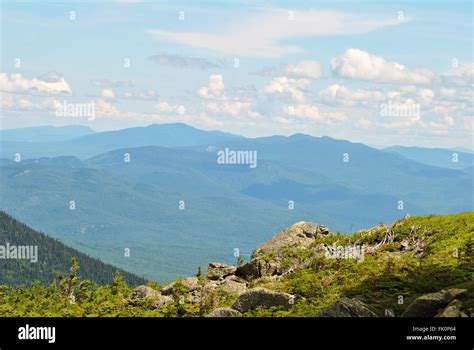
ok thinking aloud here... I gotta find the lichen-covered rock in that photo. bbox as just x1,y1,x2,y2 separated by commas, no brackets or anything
217,275,248,295
128,285,162,299
128,285,173,309
150,295,173,309
206,262,237,280
161,277,200,296
436,299,466,317
236,222,329,279
402,289,467,317
207,308,242,317
231,287,295,313
319,298,378,317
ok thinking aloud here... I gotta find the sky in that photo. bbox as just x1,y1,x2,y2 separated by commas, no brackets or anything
0,0,472,149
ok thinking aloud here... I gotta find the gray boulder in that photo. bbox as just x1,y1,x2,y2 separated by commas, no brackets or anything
206,262,237,280
128,285,162,299
161,277,200,296
216,275,248,295
436,299,466,317
151,295,173,309
231,287,295,313
236,222,329,279
207,308,242,317
128,285,173,309
402,289,467,317
319,298,378,317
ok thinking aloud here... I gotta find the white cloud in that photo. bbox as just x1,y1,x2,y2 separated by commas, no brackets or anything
441,63,473,87
94,99,119,116
197,74,226,100
122,89,158,100
283,61,322,79
439,88,456,97
205,101,252,116
196,74,259,118
155,101,185,114
287,104,321,121
264,76,310,102
278,103,346,125
417,88,435,102
0,92,61,111
318,84,386,106
147,9,406,58
92,79,134,88
0,72,72,95
149,53,221,70
101,89,115,98
331,49,437,84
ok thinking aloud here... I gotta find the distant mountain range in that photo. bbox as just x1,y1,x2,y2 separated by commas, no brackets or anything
385,145,474,170
0,123,242,160
0,210,144,286
0,125,95,143
0,123,472,281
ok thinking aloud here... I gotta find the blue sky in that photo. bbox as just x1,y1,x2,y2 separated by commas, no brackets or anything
1,0,472,148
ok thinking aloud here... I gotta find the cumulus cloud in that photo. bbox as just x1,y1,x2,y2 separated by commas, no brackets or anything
205,100,253,117
263,76,310,102
94,99,119,116
0,92,61,111
149,53,221,70
318,84,386,106
155,101,185,114
196,74,259,118
197,74,226,100
275,103,346,125
147,9,406,58
331,49,438,84
0,72,72,95
37,71,65,83
441,63,473,87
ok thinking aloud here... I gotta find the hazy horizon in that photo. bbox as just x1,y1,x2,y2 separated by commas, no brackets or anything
1,1,472,150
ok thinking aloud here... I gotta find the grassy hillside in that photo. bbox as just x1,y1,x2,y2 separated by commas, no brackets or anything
0,212,471,317
0,211,145,287
262,212,474,316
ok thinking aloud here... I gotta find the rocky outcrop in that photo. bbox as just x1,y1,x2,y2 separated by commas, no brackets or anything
128,285,162,299
402,289,467,317
128,218,472,318
435,299,468,317
213,275,248,295
319,298,378,317
128,285,173,309
231,287,296,313
150,295,173,309
206,262,237,281
161,277,200,296
236,222,329,279
207,308,242,317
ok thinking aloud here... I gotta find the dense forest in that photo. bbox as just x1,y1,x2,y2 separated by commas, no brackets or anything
0,210,144,286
